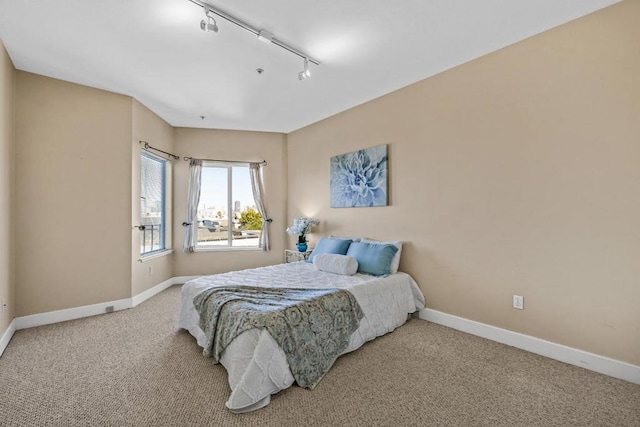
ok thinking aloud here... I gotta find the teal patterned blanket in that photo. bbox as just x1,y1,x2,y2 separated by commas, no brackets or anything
192,286,364,389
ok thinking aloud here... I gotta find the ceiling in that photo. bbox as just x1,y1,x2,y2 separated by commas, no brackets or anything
0,0,618,133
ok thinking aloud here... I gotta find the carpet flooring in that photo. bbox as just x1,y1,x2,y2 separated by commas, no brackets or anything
0,284,638,426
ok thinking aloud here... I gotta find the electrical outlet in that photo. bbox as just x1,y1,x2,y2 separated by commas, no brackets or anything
513,295,524,310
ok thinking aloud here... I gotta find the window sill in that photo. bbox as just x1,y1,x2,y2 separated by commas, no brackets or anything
194,247,263,253
138,249,174,262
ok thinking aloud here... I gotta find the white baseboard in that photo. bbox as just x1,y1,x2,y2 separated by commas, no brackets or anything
131,276,200,307
419,308,640,385
11,275,200,333
0,319,16,357
15,298,132,330
132,278,175,307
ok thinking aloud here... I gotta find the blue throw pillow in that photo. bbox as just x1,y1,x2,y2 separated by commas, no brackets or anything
346,242,399,276
307,238,352,263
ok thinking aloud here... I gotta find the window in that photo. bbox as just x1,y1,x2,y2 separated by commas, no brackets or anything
140,152,167,255
196,163,262,249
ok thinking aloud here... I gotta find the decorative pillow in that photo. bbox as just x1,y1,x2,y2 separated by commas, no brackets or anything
345,241,399,276
360,239,403,274
313,253,358,276
307,237,353,263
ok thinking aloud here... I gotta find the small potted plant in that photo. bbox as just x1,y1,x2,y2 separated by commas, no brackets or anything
286,217,320,251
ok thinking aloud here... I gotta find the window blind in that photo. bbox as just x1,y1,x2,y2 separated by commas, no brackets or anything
141,152,166,254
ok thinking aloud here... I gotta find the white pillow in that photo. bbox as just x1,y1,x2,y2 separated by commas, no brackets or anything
360,239,403,274
313,253,358,276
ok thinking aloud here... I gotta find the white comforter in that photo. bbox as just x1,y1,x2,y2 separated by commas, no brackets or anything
178,261,425,413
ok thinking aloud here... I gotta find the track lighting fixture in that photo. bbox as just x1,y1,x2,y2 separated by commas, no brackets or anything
189,1,320,79
298,58,311,81
200,6,218,32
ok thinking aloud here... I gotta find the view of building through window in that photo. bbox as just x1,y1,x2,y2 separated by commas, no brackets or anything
140,152,166,255
197,164,261,248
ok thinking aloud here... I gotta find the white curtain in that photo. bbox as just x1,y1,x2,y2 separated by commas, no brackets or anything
250,163,271,251
182,159,203,252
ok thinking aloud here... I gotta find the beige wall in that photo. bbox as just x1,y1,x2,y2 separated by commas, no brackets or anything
173,128,287,276
15,72,133,316
287,1,640,365
9,74,287,317
0,41,15,332
131,100,174,296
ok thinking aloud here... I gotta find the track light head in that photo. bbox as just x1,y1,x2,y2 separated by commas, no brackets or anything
200,6,218,33
200,17,218,32
298,70,310,80
298,58,311,80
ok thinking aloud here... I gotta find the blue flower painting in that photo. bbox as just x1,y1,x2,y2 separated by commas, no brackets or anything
330,144,388,208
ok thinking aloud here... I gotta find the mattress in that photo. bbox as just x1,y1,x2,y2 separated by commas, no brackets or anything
178,261,425,412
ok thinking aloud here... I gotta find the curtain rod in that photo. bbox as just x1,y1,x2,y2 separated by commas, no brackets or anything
183,156,267,166
139,141,266,165
139,141,180,160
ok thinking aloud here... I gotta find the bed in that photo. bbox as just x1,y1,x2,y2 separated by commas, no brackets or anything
178,244,425,413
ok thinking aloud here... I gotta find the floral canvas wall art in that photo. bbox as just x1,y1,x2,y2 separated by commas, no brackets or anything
330,144,388,208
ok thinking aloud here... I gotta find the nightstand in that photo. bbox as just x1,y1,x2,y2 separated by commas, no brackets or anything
284,249,312,263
